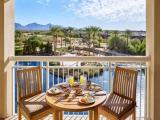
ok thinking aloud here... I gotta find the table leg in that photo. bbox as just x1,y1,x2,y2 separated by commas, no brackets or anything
89,110,93,120
54,110,60,120
59,111,63,120
93,107,98,120
53,110,63,120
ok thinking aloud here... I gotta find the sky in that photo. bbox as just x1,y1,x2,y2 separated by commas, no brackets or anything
15,0,146,30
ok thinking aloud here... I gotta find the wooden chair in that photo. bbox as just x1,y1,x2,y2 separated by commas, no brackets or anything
16,67,54,120
98,66,138,120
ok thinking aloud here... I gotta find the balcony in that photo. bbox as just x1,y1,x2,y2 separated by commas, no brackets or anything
1,0,160,119
5,56,149,120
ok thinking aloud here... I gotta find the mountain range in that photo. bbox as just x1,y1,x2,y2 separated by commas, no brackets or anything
15,23,52,31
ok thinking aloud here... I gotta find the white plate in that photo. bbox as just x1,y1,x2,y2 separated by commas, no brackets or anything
47,87,61,95
90,85,101,92
79,96,95,104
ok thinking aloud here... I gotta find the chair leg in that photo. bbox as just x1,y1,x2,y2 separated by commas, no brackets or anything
59,111,63,120
132,110,136,120
18,107,21,120
52,112,55,120
93,107,98,120
98,114,100,120
53,110,60,120
89,110,93,120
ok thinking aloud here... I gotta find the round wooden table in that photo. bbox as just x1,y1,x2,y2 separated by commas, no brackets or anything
46,86,107,120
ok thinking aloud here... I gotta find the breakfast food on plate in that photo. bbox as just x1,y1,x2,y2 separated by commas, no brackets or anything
75,88,83,95
72,82,80,87
80,93,95,104
91,85,101,92
64,88,71,97
86,80,91,89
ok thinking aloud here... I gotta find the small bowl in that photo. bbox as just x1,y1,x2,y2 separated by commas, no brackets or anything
75,88,83,95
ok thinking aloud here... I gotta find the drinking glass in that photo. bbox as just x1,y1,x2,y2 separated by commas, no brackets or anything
68,76,74,86
80,75,85,84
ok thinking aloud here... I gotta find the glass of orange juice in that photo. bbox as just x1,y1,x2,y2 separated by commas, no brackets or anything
80,75,84,85
68,76,74,86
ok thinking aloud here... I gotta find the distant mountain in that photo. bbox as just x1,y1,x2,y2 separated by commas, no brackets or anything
15,23,52,31
15,23,24,30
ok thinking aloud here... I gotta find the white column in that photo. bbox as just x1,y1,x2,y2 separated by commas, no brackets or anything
146,0,160,119
0,0,5,117
0,0,14,118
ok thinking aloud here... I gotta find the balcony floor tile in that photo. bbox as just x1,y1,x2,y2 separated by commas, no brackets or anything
5,114,146,120
5,115,88,120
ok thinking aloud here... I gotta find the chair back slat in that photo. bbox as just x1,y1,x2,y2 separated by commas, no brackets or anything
113,67,138,101
17,67,42,101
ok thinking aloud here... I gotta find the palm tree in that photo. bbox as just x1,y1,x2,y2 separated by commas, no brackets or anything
84,27,93,56
67,27,74,47
112,30,119,37
97,28,102,47
59,31,64,48
125,29,132,47
63,28,69,47
78,28,84,37
105,30,109,49
50,26,62,55
89,26,102,55
90,26,99,47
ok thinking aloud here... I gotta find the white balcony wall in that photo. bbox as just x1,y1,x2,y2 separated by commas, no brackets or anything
146,0,160,119
0,0,15,118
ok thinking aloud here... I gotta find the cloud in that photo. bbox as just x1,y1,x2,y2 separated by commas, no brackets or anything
65,0,146,22
37,0,51,5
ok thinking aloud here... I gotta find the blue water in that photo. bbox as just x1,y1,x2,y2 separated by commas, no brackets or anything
14,62,146,117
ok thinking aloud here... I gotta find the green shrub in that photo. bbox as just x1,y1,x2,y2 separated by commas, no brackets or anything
109,35,146,55
15,47,23,55
23,36,42,55
109,35,127,53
